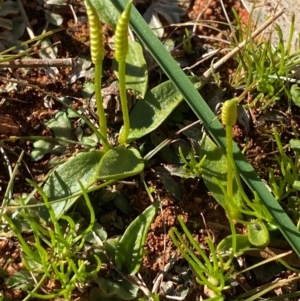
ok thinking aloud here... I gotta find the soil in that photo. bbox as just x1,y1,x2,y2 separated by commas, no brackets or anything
0,0,298,300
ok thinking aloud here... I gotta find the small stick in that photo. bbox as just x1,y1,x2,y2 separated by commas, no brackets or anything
0,58,73,68
203,8,286,79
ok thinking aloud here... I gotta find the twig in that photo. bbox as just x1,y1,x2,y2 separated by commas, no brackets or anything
0,58,73,68
192,0,214,33
0,146,13,200
202,8,286,80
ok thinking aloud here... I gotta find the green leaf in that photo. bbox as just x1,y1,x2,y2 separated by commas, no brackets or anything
291,84,300,107
290,139,300,151
44,10,63,26
247,220,270,247
84,222,107,244
293,181,300,190
31,140,65,161
6,271,34,291
81,81,95,99
127,78,197,142
45,111,72,140
31,109,75,160
99,237,120,263
115,201,159,274
217,234,251,256
200,134,240,209
0,17,12,30
113,192,131,214
39,150,104,222
12,16,26,40
114,40,148,98
97,277,119,296
95,277,139,300
155,166,181,200
97,146,144,180
89,0,119,28
0,0,19,16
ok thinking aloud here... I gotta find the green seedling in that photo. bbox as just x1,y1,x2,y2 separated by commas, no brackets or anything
221,98,243,221
219,98,272,246
170,215,239,300
178,146,206,178
231,9,300,110
180,98,272,246
3,180,101,299
182,28,193,54
115,200,159,274
268,127,300,202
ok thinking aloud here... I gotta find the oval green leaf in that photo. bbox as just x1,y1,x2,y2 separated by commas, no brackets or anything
115,201,159,275
127,77,198,143
217,234,251,256
89,0,119,28
39,150,104,222
247,220,270,247
97,146,144,180
200,134,241,210
95,277,138,300
290,139,300,151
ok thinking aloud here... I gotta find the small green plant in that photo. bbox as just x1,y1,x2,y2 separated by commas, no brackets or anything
220,98,272,244
181,98,273,247
221,98,243,221
4,181,101,299
182,28,193,54
3,155,159,299
268,127,300,202
231,9,300,109
85,0,132,146
170,216,237,300
171,214,300,300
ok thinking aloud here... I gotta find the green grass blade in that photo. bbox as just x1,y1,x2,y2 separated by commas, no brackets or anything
109,0,300,256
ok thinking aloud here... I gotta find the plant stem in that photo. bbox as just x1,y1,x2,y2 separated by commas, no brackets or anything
226,124,234,199
118,61,130,144
94,63,109,150
222,99,243,221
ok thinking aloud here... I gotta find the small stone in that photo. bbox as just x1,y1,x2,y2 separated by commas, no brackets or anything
193,197,202,204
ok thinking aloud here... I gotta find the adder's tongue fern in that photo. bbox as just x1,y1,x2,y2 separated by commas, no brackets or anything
85,0,110,151
221,98,243,221
85,1,103,64
116,1,132,145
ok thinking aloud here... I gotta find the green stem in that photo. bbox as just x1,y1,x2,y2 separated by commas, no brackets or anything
22,265,52,301
118,60,130,144
225,124,243,221
221,98,245,221
226,125,234,199
3,214,32,257
94,63,109,150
